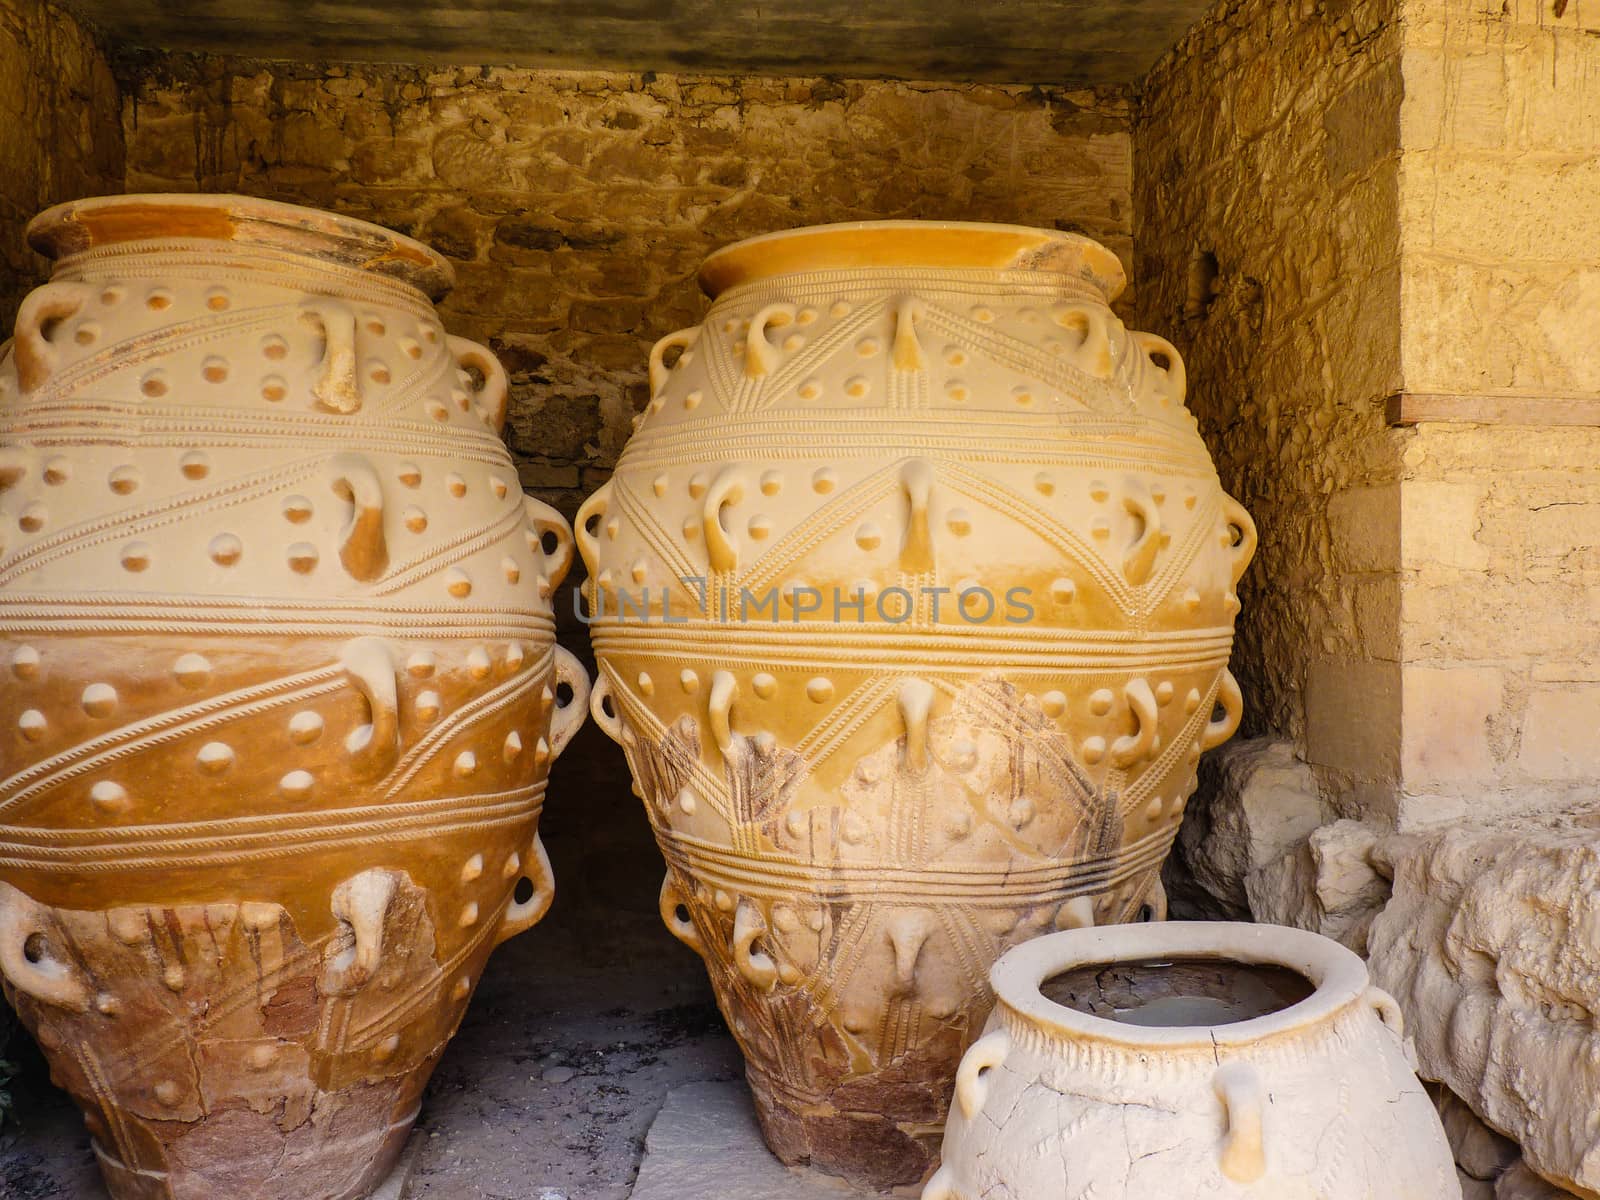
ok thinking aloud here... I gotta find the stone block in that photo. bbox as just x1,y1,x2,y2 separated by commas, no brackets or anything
1368,818,1600,1198
1328,484,1400,574
1402,481,1489,572
1304,658,1401,783
1400,665,1503,790
1518,687,1600,781
1165,737,1323,920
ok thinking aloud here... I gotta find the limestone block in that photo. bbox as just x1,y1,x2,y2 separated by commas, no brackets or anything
1401,481,1489,572
1400,665,1503,789
1245,820,1390,952
1165,737,1323,920
1304,659,1401,784
1499,1163,1584,1200
1367,820,1600,1199
1437,1088,1521,1182
1518,688,1600,781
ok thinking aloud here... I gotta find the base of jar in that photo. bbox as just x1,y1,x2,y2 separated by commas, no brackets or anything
747,1066,942,1190
90,1105,418,1200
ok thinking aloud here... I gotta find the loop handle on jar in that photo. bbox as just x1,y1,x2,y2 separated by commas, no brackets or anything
648,327,700,397
955,1028,1011,1120
447,335,510,433
0,884,90,1012
1202,670,1244,750
14,281,95,395
496,833,555,946
548,646,590,760
1214,1061,1268,1183
589,672,624,744
659,874,704,955
524,495,575,594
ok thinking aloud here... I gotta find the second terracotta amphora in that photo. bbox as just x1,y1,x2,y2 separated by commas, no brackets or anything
578,221,1256,1186
0,195,587,1200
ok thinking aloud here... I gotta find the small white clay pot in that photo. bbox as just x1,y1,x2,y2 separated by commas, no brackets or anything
926,921,1460,1200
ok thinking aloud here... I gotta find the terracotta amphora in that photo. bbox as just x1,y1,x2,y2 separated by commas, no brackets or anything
926,922,1461,1199
576,221,1256,1187
0,194,587,1200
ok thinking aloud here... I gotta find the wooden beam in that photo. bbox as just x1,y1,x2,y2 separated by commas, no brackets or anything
1387,392,1600,428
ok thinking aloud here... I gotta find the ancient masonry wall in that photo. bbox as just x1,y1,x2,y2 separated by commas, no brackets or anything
119,58,1134,519
1133,0,1408,822
0,0,123,328
1393,0,1600,823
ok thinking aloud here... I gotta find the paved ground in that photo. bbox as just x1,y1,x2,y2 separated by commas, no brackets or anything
0,720,746,1200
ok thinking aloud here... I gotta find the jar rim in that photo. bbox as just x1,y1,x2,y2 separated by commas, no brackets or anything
26,193,455,300
992,920,1371,1050
697,220,1126,302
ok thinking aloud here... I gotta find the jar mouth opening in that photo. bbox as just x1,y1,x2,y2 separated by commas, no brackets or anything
993,921,1369,1048
26,193,455,300
697,220,1126,302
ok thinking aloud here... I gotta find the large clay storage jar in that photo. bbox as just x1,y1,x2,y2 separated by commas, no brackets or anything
578,221,1257,1187
0,194,587,1200
925,922,1461,1199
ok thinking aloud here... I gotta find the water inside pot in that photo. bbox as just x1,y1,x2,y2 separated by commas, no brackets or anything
1040,957,1316,1028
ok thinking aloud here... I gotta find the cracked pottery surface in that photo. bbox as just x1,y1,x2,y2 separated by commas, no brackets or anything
578,220,1256,1187
927,921,1460,1200
0,193,587,1200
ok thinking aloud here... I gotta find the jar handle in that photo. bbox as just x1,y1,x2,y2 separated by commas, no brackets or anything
328,453,389,581
574,482,610,577
744,304,797,377
524,495,574,594
496,833,554,945
1110,677,1160,768
702,466,745,574
1214,1061,1268,1183
648,327,700,398
447,335,510,433
339,637,400,780
954,1028,1010,1119
547,646,590,761
733,899,778,992
302,299,362,413
659,874,704,955
1202,670,1244,749
0,884,89,1012
589,672,624,744
14,281,95,394
1368,985,1405,1037
1133,330,1187,406
1223,495,1258,584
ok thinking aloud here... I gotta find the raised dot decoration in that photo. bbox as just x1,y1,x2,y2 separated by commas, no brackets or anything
208,533,242,566
279,771,314,801
11,646,40,679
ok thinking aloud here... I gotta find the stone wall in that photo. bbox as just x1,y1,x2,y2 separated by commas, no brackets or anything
1393,0,1600,822
0,0,123,329
120,57,1134,518
1133,0,1407,820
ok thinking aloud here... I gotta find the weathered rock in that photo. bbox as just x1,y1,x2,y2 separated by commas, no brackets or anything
1165,736,1323,919
1368,820,1600,1200
1245,820,1391,951
1497,1163,1584,1200
1437,1087,1521,1182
